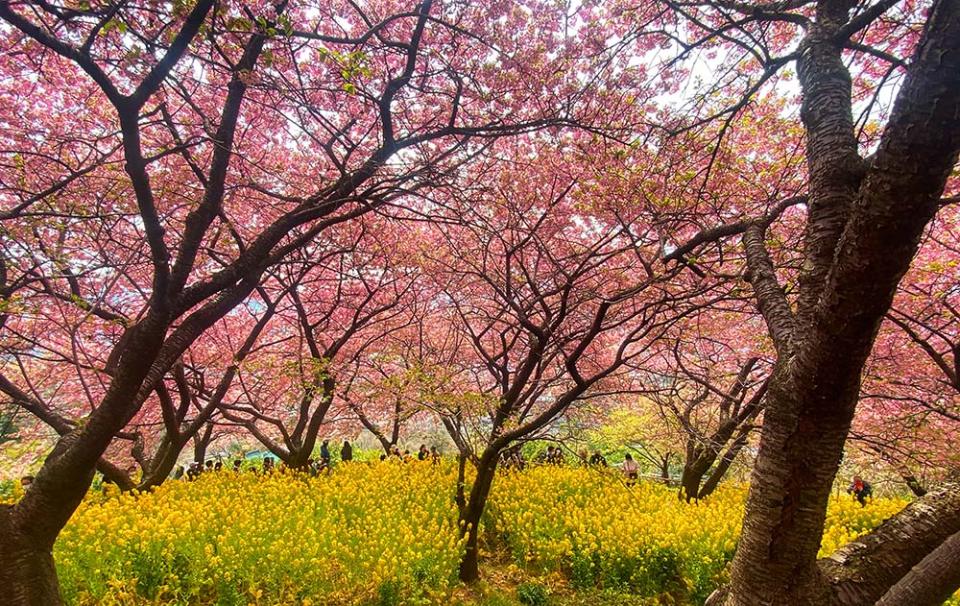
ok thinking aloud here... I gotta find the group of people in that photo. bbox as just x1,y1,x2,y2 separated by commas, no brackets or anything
170,439,447,479
171,439,357,480
378,443,442,464
501,444,641,485
15,444,876,507
174,458,234,480
506,444,619,470
77,440,873,505
308,439,354,474
176,459,225,480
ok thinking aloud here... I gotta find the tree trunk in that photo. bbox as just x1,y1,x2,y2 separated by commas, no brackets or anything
289,379,334,469
818,481,960,605
97,458,135,492
678,463,702,502
0,505,62,606
455,451,468,514
709,481,960,606
458,452,498,582
139,438,185,489
678,448,714,502
192,423,213,463
724,368,864,605
698,431,749,499
875,530,960,606
721,0,960,602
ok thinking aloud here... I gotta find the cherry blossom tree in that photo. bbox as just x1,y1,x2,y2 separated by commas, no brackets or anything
340,320,443,454
409,137,726,581
221,220,421,467
0,0,622,600
651,0,960,602
649,313,772,502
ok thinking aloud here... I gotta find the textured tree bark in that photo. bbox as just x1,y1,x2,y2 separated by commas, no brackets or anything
721,0,960,602
726,4,870,592
723,368,852,605
819,481,960,605
458,454,498,582
0,506,62,606
709,481,960,606
875,530,960,606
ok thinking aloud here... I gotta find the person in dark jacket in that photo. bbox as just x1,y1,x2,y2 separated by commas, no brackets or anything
340,440,353,462
848,475,873,507
320,440,331,467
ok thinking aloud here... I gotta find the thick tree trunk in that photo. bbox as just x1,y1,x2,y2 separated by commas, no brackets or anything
875,530,960,606
724,0,876,591
818,481,960,605
724,369,852,605
721,0,960,603
0,314,166,602
0,506,62,606
458,453,498,582
709,481,960,606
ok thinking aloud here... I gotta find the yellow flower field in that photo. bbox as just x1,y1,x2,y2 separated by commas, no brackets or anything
5,462,941,605
487,466,912,603
55,461,465,606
